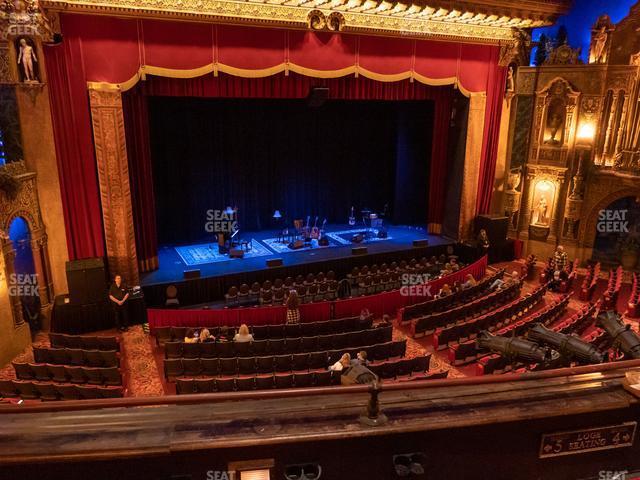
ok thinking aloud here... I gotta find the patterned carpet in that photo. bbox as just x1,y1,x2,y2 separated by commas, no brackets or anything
175,239,272,266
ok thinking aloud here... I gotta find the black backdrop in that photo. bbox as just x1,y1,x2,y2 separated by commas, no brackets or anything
149,97,433,245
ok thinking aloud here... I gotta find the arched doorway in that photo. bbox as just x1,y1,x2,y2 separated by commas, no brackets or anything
8,217,40,333
592,195,640,270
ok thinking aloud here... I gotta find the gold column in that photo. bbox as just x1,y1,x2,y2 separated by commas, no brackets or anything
458,93,487,240
88,87,140,285
1,241,24,327
30,230,53,307
490,97,513,213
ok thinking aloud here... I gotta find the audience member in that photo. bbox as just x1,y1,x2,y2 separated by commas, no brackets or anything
286,290,301,324
233,324,254,342
329,353,351,372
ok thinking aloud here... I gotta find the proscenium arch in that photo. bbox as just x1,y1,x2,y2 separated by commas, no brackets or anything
580,187,640,249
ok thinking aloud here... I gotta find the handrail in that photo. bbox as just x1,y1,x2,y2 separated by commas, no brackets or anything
2,358,639,415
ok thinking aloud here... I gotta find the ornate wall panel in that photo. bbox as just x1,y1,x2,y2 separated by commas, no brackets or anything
88,88,139,285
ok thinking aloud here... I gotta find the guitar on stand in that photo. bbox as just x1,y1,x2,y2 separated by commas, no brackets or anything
310,216,320,239
302,215,311,241
348,207,356,226
317,218,329,246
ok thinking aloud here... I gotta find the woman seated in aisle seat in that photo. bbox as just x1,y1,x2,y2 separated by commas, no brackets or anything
329,353,351,372
233,324,254,343
436,284,452,298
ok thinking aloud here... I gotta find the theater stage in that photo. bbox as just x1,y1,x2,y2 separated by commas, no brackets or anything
140,224,456,307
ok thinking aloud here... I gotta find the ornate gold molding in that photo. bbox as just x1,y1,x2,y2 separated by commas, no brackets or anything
40,0,569,45
88,87,139,285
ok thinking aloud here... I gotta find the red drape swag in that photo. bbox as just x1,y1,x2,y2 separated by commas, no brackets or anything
46,13,504,262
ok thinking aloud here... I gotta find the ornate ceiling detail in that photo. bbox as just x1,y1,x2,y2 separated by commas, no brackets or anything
38,0,570,44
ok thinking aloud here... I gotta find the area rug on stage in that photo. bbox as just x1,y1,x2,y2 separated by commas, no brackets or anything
261,236,337,254
175,240,272,266
325,229,393,245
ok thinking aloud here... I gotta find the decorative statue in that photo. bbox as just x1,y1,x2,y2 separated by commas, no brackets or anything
17,38,38,82
506,66,515,94
592,26,608,64
544,101,565,145
532,195,549,225
507,167,522,192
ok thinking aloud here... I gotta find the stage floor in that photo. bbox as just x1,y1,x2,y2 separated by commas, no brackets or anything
140,224,451,287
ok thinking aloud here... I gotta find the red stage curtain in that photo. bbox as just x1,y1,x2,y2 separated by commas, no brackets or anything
476,51,507,215
427,88,453,234
43,43,105,260
122,93,159,272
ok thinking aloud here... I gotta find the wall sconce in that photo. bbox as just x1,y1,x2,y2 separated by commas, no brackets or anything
577,122,596,142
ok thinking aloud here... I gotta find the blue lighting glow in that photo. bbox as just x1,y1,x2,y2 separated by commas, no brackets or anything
531,0,636,65
0,128,6,166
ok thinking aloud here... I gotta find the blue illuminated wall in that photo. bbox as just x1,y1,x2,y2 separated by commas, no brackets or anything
532,0,637,64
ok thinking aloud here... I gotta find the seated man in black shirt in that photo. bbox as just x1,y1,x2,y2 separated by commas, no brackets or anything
109,274,130,332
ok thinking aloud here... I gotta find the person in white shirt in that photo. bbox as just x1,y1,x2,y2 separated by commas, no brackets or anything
233,324,254,343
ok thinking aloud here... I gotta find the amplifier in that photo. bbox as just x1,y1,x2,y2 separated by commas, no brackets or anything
289,240,305,250
65,258,106,305
183,269,201,279
266,258,283,268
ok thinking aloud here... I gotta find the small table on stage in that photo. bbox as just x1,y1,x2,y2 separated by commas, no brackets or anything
51,292,147,334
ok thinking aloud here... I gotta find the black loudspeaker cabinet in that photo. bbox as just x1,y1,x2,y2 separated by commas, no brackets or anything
65,258,107,305
474,215,509,246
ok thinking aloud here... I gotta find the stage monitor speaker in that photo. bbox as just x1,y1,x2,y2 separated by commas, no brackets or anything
351,234,364,243
183,269,201,279
475,214,509,246
307,87,329,107
65,258,106,305
229,249,245,259
413,239,429,247
352,246,368,255
266,258,283,268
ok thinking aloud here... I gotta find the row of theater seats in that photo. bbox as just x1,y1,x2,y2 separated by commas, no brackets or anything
433,284,547,350
601,266,624,309
347,257,453,287
49,333,120,352
154,315,374,346
449,293,570,365
13,362,123,386
579,262,601,301
554,303,596,336
401,269,504,323
176,370,340,393
628,273,640,318
412,281,521,337
33,346,120,368
225,271,338,307
540,258,579,292
174,357,445,394
164,325,394,359
164,340,408,379
0,380,123,401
